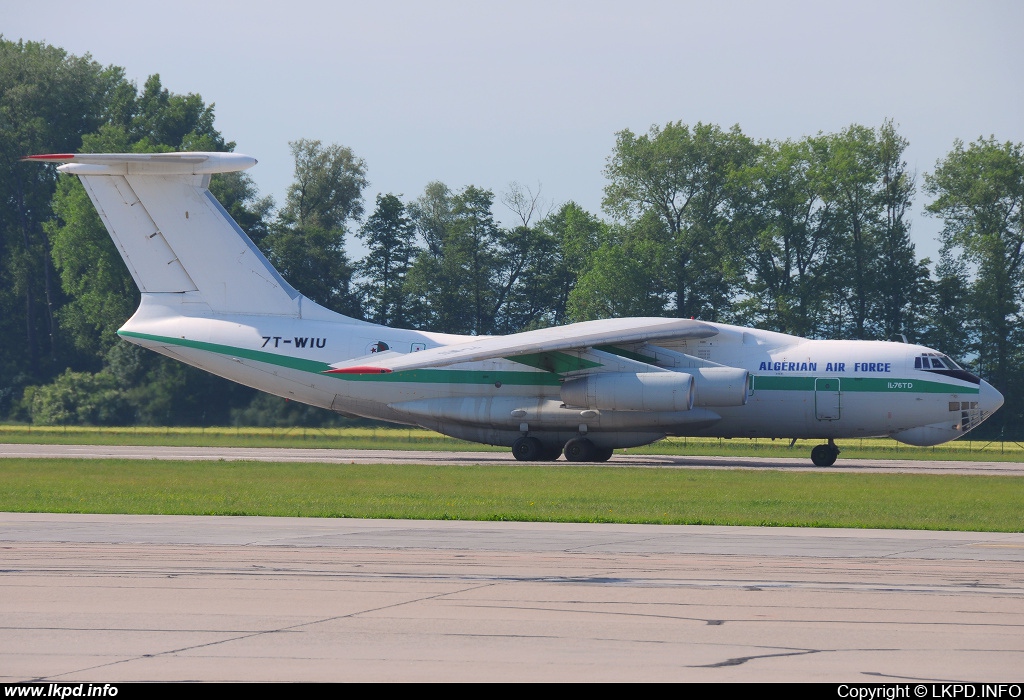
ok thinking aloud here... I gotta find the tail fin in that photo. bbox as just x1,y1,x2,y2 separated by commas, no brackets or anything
26,152,301,317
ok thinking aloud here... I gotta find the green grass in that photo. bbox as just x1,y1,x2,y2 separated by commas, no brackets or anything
3,426,1021,531
2,425,1023,460
1,458,1022,531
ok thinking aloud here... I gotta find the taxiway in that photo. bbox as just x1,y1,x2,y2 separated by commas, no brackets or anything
1,513,1022,682
3,442,1023,476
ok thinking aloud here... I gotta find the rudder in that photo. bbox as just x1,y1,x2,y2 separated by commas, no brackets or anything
28,152,300,317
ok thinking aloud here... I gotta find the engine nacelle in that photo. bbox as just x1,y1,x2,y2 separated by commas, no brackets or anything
561,372,694,412
691,367,749,407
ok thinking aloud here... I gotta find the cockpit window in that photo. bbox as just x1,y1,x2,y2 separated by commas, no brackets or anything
916,353,964,371
913,351,979,384
939,354,963,370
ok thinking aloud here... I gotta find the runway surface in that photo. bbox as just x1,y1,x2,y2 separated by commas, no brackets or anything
4,442,1024,475
2,445,1023,681
2,513,1023,682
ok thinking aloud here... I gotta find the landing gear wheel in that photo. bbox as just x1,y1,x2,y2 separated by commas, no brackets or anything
563,438,596,462
512,436,544,461
592,446,614,462
540,444,563,461
810,442,839,467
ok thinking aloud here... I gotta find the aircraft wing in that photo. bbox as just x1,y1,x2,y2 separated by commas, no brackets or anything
326,317,717,374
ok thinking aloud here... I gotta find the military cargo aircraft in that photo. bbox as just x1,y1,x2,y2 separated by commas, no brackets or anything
26,152,1004,465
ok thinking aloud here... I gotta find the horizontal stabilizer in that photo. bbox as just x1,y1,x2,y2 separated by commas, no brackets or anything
23,152,257,176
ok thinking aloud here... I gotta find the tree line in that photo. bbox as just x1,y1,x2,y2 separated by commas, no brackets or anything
2,39,1022,436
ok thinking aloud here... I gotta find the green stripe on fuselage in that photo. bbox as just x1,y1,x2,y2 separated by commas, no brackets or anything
752,375,979,394
337,367,561,386
119,332,972,394
119,331,331,373
118,331,560,386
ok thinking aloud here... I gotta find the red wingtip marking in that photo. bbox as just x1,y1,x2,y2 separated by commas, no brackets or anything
22,153,76,161
323,366,393,375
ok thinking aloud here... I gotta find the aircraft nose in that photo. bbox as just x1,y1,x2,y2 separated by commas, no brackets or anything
979,380,1004,415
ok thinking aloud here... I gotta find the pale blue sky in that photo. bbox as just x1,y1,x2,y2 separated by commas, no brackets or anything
6,0,1023,262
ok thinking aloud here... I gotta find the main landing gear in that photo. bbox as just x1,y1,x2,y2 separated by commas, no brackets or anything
810,439,840,467
511,436,561,462
512,436,613,462
563,438,614,463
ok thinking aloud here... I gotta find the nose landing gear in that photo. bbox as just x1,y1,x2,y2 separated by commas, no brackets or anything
810,439,840,467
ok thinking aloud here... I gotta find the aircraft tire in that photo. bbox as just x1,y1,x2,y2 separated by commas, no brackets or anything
512,437,545,461
564,438,596,462
811,443,838,467
540,444,563,461
593,446,614,462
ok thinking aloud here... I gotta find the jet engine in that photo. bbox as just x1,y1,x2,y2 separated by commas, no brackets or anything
690,367,749,407
560,372,694,412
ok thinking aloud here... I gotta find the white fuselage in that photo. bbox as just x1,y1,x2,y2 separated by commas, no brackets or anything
121,294,1001,450
35,150,1000,460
